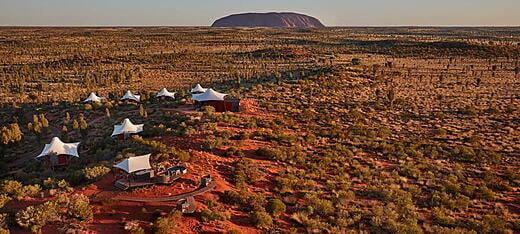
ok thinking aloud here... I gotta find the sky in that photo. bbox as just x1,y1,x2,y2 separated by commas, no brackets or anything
0,0,519,26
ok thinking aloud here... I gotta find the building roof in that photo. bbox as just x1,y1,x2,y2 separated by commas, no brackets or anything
114,154,152,174
156,88,176,99
83,92,104,103
111,118,144,137
37,137,80,158
121,90,141,102
192,88,228,102
190,84,208,93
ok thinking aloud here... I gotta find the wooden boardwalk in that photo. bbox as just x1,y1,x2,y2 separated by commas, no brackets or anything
115,181,216,202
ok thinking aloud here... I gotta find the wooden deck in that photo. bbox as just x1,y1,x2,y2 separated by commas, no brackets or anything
114,173,186,190
114,179,155,190
116,181,217,202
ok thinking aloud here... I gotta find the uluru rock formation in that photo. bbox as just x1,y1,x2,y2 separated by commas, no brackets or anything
211,12,325,28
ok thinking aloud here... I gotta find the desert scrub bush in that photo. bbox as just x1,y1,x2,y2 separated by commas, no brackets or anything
223,146,244,157
0,180,41,199
16,201,60,232
0,123,23,145
63,194,94,221
230,131,250,140
201,200,230,223
430,190,471,211
202,135,228,150
370,202,421,233
252,211,273,229
124,221,145,234
0,194,10,208
174,149,192,162
304,193,335,216
154,210,181,234
232,159,262,188
254,147,285,160
432,207,457,227
267,199,286,218
83,165,110,181
201,105,216,117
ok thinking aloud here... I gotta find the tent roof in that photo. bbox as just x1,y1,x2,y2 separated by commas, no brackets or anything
121,90,141,102
191,84,208,93
83,92,103,103
156,88,176,98
37,137,80,158
192,88,227,102
114,154,152,173
111,118,144,137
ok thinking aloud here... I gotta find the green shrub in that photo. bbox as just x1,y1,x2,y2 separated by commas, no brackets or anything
267,199,286,218
201,200,230,223
154,211,181,234
223,147,244,157
16,201,59,232
83,166,111,181
252,211,273,229
65,194,93,221
175,150,192,162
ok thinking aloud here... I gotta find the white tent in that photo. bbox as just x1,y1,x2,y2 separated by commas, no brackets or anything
83,92,104,103
114,154,152,174
37,137,80,158
121,90,140,102
156,88,176,99
190,84,208,94
111,118,144,137
192,88,227,102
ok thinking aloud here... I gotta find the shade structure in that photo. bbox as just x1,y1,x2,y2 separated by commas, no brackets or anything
111,118,144,137
192,89,227,102
83,92,104,103
190,84,208,94
114,154,152,174
156,88,176,99
121,90,140,102
37,137,80,158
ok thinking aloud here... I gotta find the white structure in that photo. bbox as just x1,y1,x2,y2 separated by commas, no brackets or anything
190,84,208,94
114,154,152,174
156,88,176,99
192,88,227,102
37,137,80,158
111,118,144,138
121,90,141,102
83,92,104,103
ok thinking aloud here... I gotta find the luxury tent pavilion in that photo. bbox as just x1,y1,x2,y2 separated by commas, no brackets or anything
111,118,144,139
190,84,208,94
83,92,104,103
156,88,176,99
113,154,187,190
37,137,80,167
121,90,141,102
192,88,240,112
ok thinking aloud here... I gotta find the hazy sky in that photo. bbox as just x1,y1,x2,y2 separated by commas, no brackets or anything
0,0,518,26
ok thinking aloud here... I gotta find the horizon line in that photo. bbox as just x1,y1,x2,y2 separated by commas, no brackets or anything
0,25,519,28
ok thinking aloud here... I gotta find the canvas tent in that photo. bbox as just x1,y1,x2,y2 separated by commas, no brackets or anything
114,154,152,174
37,137,80,167
83,92,104,103
156,88,176,99
121,90,141,102
192,89,239,112
111,118,144,138
190,84,208,94
192,89,227,102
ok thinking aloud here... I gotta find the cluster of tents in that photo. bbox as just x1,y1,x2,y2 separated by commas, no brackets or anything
36,84,236,181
